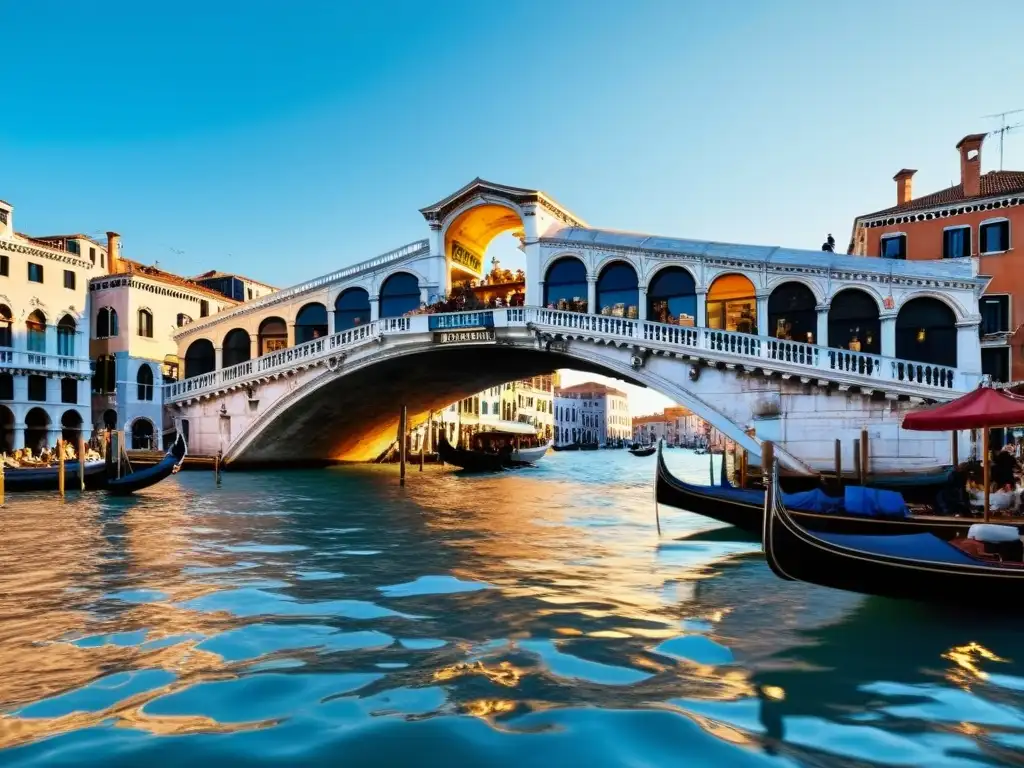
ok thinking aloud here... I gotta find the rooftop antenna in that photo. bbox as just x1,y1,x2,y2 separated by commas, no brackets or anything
982,108,1024,170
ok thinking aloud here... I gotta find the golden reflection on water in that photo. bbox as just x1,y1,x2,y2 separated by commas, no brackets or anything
942,642,1008,685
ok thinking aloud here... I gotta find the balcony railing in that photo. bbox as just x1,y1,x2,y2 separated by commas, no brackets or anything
0,349,92,376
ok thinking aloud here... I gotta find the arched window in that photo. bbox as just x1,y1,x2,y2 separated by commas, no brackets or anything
896,298,957,367
828,289,880,355
130,418,155,450
295,303,328,344
92,354,116,394
707,275,757,334
57,315,76,356
647,267,697,326
137,308,153,338
26,310,46,353
137,363,154,401
596,262,639,317
96,307,119,338
768,282,817,343
184,339,216,378
0,305,12,348
379,272,420,318
176,313,193,327
258,317,288,355
222,328,251,368
335,288,371,332
543,257,588,312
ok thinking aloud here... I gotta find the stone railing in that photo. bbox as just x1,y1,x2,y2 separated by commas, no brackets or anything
165,306,974,402
0,349,93,376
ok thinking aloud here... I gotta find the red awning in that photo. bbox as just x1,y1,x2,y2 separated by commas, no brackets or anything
902,387,1024,431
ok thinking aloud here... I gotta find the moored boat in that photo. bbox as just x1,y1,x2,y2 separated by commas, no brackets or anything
104,433,188,495
437,427,550,472
655,442,1012,539
629,444,656,457
2,460,109,492
762,458,1024,605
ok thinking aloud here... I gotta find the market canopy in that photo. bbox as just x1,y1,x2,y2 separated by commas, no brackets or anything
902,386,1024,431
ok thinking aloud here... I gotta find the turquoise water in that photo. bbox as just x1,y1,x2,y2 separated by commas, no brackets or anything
1,450,1023,766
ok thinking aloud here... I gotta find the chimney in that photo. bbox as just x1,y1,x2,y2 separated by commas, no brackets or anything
106,231,121,275
893,169,917,206
0,200,11,237
956,133,986,198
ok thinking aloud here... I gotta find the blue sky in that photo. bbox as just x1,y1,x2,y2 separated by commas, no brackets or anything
4,1,1023,414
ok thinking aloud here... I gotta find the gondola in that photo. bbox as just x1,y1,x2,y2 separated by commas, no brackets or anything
103,433,188,495
437,433,550,472
552,443,581,452
654,442,1012,539
762,459,1024,605
2,460,109,492
628,444,657,457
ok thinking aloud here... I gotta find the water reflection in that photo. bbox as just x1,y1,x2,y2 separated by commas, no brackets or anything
0,451,1021,766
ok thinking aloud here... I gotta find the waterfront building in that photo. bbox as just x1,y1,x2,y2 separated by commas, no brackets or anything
192,271,278,303
0,199,98,452
555,382,630,447
849,133,1024,384
633,406,708,447
632,413,667,445
89,235,237,448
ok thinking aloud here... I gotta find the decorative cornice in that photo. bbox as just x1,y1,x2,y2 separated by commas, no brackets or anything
0,237,97,270
89,276,219,305
856,192,1023,229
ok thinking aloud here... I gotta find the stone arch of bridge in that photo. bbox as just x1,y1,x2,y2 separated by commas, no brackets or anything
440,198,527,293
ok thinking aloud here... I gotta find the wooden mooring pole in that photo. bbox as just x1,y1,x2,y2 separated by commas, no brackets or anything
78,436,86,491
0,461,4,507
951,430,959,467
419,412,428,472
739,449,748,489
399,405,408,487
860,428,869,485
852,438,861,485
57,438,66,498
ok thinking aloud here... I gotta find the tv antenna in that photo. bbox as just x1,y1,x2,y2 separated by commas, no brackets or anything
982,108,1024,170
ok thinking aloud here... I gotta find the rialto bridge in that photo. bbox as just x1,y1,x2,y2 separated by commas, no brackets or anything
166,179,989,473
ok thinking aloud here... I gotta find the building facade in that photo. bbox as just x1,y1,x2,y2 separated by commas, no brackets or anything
850,133,1024,383
554,382,630,447
0,199,98,453
193,271,278,303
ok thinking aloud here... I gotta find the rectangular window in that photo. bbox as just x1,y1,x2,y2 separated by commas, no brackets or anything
980,295,1010,335
27,375,47,402
100,251,105,268
982,347,1011,384
64,270,76,290
0,255,8,277
28,263,44,283
980,220,1010,253
89,247,96,265
880,234,907,260
61,377,78,404
67,240,80,255
200,300,210,317
942,226,971,259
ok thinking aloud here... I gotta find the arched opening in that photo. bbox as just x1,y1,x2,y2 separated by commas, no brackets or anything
334,288,371,332
61,409,83,445
0,405,12,453
258,317,288,355
26,310,46,353
137,308,153,338
222,328,251,368
57,314,77,356
25,407,50,453
379,273,420,319
130,418,155,450
828,289,880,355
443,203,524,292
596,262,640,318
136,363,154,401
92,354,116,394
896,297,957,367
768,282,817,343
544,257,588,312
103,409,118,430
184,338,216,378
647,267,697,326
707,274,756,334
0,305,11,348
477,232,527,309
96,307,119,338
295,303,328,344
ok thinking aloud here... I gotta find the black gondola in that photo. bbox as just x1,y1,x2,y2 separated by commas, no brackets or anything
104,433,188,495
552,443,581,452
2,460,109,492
437,433,549,473
629,444,656,457
762,459,1024,605
655,442,1008,539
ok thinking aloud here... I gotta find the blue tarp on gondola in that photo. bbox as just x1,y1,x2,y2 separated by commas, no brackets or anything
813,531,980,565
781,488,844,514
843,486,909,519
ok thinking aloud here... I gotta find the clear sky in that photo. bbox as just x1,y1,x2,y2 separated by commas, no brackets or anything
4,0,1023,414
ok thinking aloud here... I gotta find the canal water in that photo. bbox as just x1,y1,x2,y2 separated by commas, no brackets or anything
1,450,1023,767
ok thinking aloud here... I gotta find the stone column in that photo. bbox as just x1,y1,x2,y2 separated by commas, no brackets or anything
586,277,597,314
249,334,257,360
214,346,223,370
696,289,707,328
637,288,648,321
756,294,770,337
880,313,897,358
815,305,829,347
287,323,296,346
370,297,380,322
326,310,336,335
956,320,982,373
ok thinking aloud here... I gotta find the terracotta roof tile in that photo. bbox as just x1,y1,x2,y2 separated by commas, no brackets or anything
556,382,628,398
116,259,239,303
860,170,1024,218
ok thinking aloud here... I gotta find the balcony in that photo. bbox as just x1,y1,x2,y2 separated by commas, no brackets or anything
0,349,92,377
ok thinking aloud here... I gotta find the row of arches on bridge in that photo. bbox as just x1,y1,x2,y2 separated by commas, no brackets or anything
544,259,958,367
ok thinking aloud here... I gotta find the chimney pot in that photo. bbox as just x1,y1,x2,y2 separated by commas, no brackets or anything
956,133,986,198
893,168,917,206
106,231,121,275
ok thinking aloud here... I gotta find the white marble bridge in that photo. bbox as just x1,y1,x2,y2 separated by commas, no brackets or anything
165,179,990,472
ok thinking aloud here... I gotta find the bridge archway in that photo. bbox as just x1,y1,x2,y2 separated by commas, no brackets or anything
768,281,817,342
544,256,588,312
828,289,880,355
335,288,371,332
596,261,639,317
707,274,756,333
379,273,420,318
258,317,287,356
222,328,251,368
442,202,524,291
184,338,215,379
295,303,328,344
896,297,957,367
647,267,697,326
